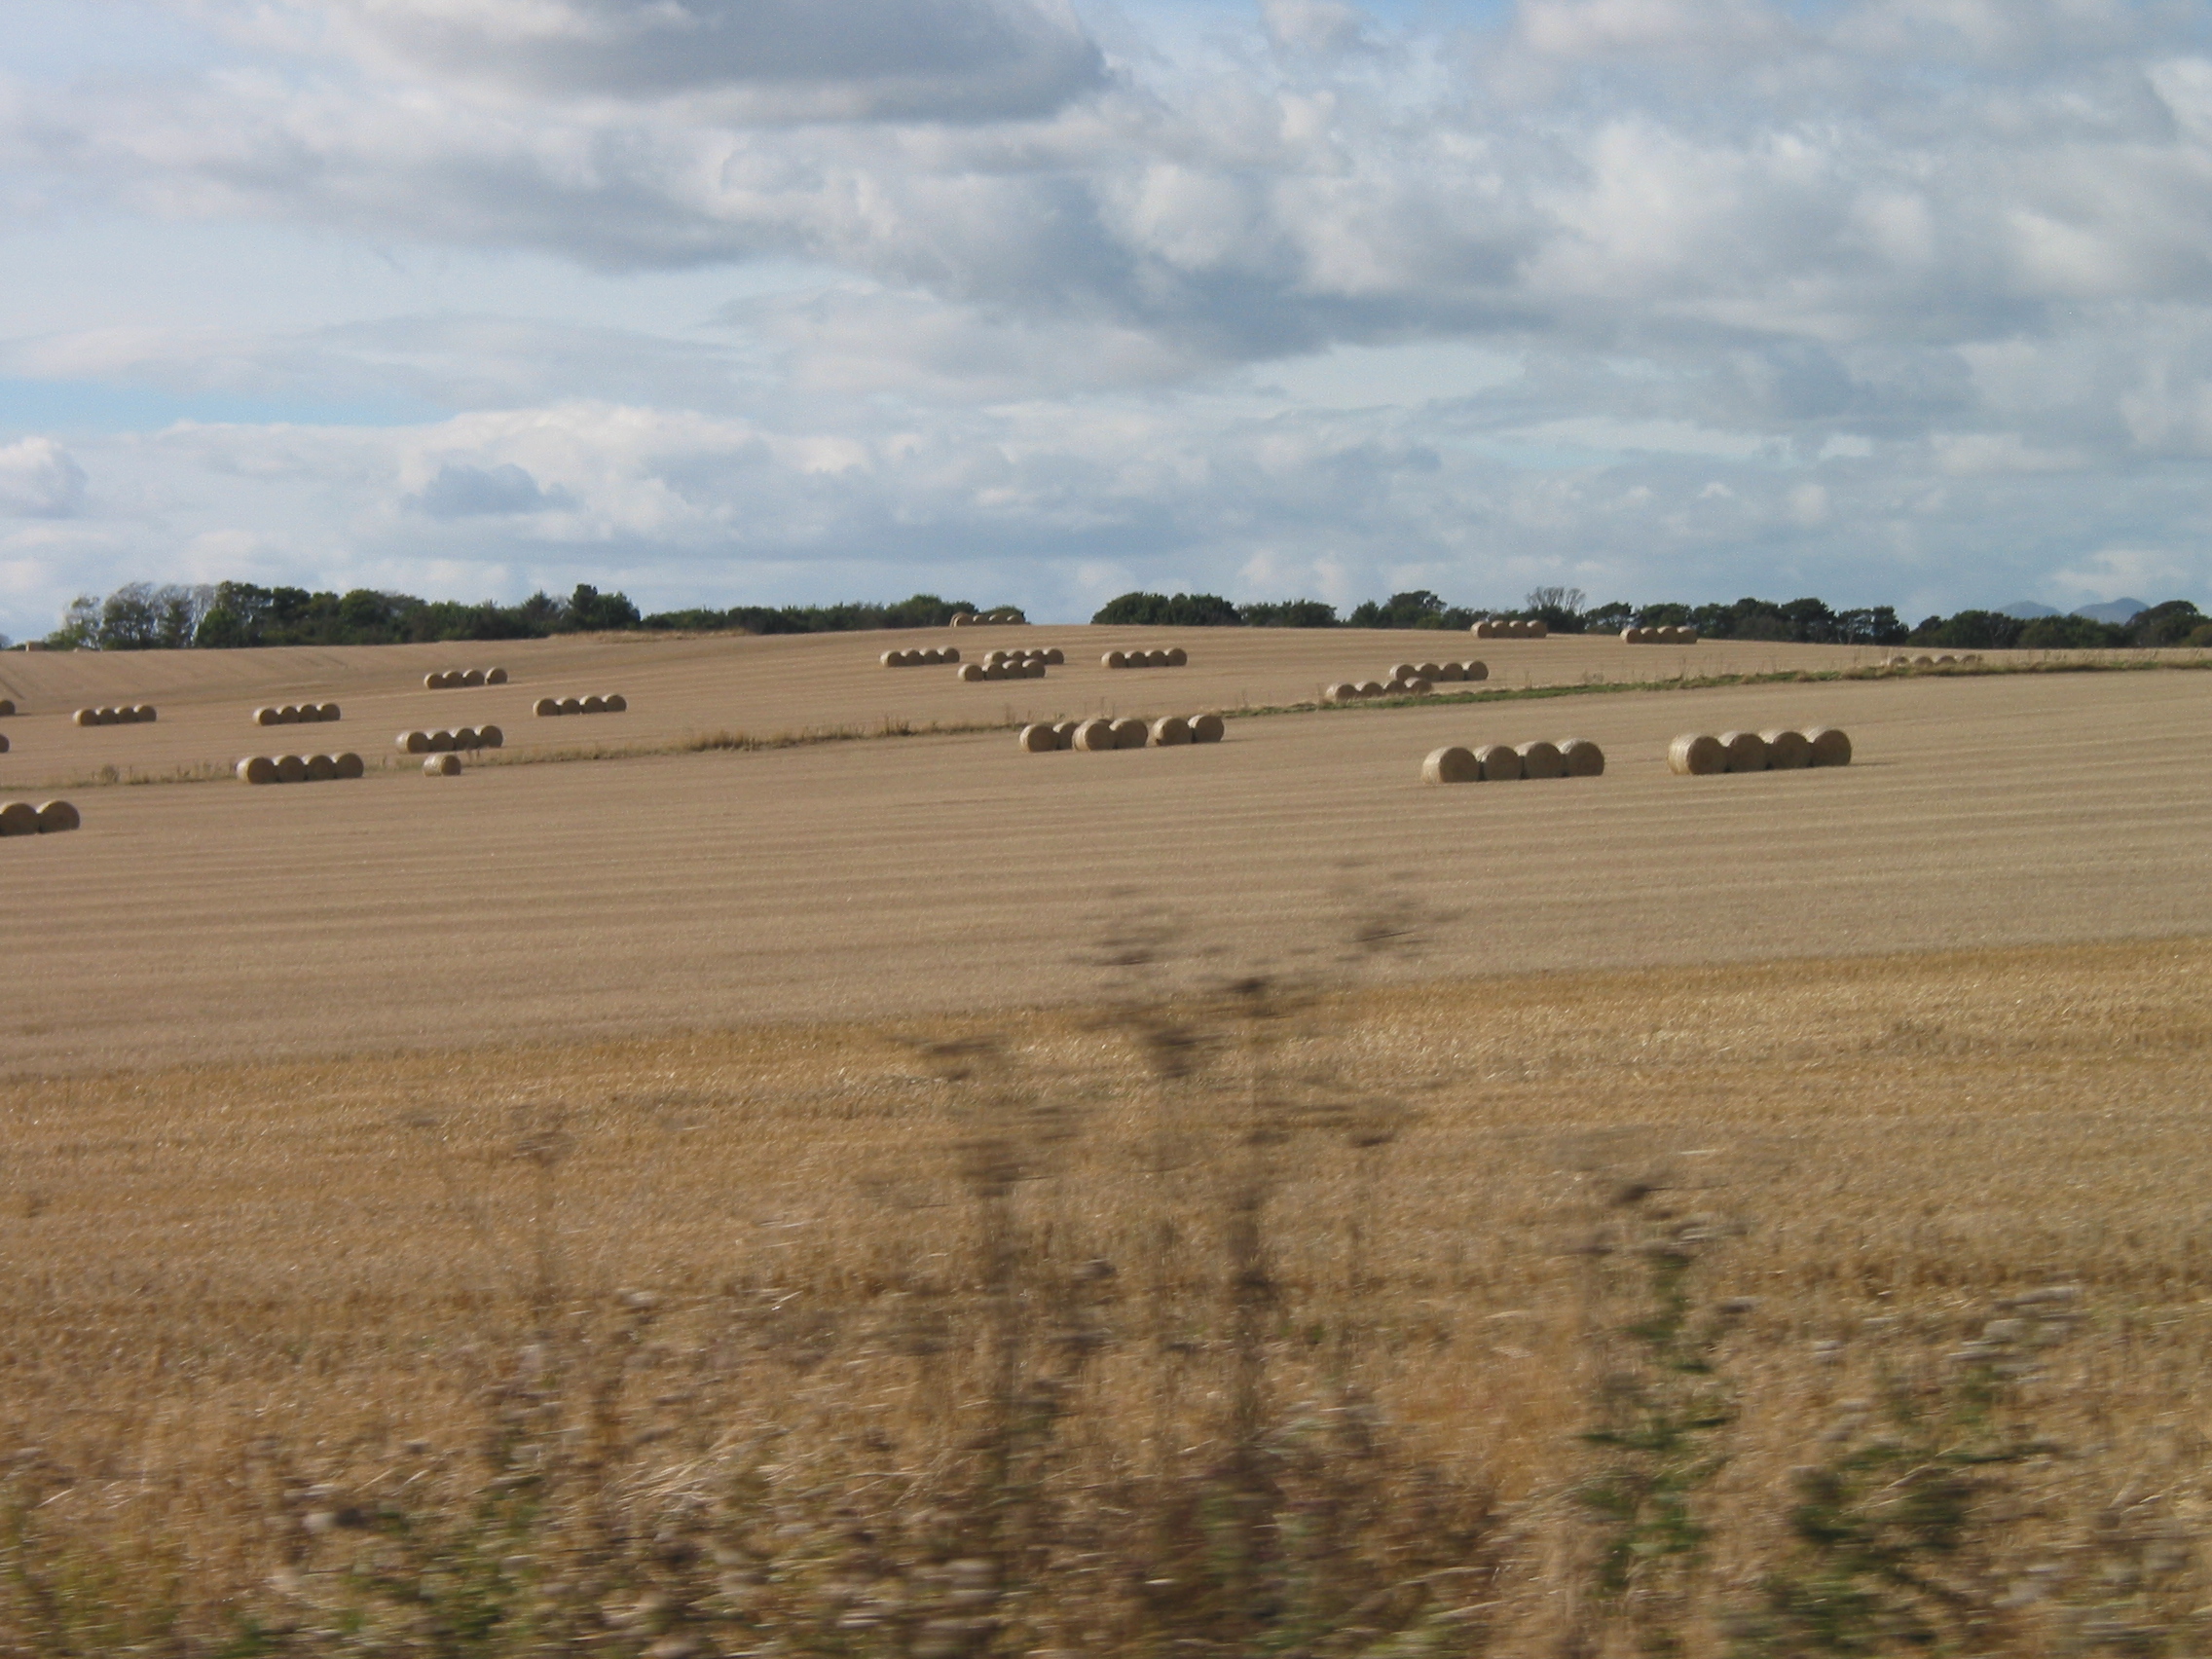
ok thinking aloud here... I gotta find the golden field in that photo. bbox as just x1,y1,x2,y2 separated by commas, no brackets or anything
4,629,2212,1655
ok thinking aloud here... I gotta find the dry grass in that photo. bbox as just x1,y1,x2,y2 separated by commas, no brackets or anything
3,937,2210,1654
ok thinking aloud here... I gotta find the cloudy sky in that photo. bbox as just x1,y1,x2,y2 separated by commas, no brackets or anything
4,0,2211,636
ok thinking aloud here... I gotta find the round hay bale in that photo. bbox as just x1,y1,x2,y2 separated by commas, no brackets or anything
316,703,341,721
1668,734,1725,775
255,706,282,726
1528,619,1549,639
1718,730,1769,772
1476,743,1524,782
1471,620,1497,639
985,649,1008,665
604,693,626,713
1621,626,1642,643
1151,715,1192,746
1073,718,1117,752
0,801,39,835
1359,681,1385,697
424,672,442,689
133,704,157,722
557,697,583,716
1422,745,1479,785
1678,628,1699,644
0,733,7,753
1019,722,1060,753
1517,739,1567,779
1806,727,1853,767
1383,678,1410,695
275,755,308,784
306,753,338,781
276,704,300,723
983,663,1008,681
428,730,456,753
534,697,560,717
478,724,503,749
1325,682,1357,703
237,756,276,785
1430,661,1461,682
1111,717,1149,750
881,649,902,667
487,667,508,683
1961,653,1981,664
1190,712,1225,743
1415,661,1442,681
334,753,365,779
1760,728,1812,770
1559,738,1605,776
1463,661,1489,682
398,730,431,754
463,668,488,686
424,753,461,776
72,708,96,726
0,698,13,716
1935,653,1957,665
1051,719,1081,745
1912,654,1934,666
1102,649,1126,668
1406,678,1433,696
1390,662,1419,682
581,694,608,714
1165,646,1187,666
958,662,986,682
1045,647,1065,665
454,727,482,751
942,647,960,664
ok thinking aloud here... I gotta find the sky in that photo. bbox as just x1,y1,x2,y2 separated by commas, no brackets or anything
4,0,2212,637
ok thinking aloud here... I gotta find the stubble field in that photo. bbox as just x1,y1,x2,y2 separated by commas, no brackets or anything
3,628,2211,1655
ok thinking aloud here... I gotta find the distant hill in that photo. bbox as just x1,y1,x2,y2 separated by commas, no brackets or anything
2072,597,2152,623
1997,600,2059,619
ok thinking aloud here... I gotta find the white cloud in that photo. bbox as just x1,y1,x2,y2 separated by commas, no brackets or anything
0,437,89,517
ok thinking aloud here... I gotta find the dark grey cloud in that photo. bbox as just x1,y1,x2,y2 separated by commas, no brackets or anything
412,461,571,517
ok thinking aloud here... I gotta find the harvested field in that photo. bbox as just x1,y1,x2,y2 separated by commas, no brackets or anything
4,938,2212,1653
2,666,2210,1074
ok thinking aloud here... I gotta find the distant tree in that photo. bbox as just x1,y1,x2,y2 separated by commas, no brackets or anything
2015,614,2125,648
1239,599,1339,627
1525,586,1589,632
1584,602,1635,631
1090,591,1241,626
1348,590,1470,630
45,594,100,649
1909,609,2025,650
561,584,642,632
2124,600,2205,647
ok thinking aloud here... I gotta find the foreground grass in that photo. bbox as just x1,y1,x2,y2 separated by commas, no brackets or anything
4,936,2211,1654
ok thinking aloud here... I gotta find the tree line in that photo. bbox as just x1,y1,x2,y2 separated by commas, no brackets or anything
22,579,2212,651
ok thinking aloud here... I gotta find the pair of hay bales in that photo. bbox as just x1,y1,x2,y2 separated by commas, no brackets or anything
1422,739,1604,784
1882,652,1979,668
1102,647,1187,669
1622,626,1699,645
0,799,79,835
255,703,341,725
950,609,1024,626
74,705,156,725
533,694,627,717
395,726,503,754
236,754,366,785
882,646,961,667
1667,728,1851,774
1020,713,1227,752
959,659,1047,682
424,667,508,688
1471,619,1547,639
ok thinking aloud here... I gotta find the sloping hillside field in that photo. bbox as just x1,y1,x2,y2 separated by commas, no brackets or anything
7,629,2212,1654
0,631,2205,1072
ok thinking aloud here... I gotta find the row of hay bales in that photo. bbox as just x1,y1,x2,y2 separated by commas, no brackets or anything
424,667,508,688
882,646,962,667
950,610,1024,626
74,705,157,725
1020,713,1227,751
1622,626,1699,644
1882,652,1980,668
1667,728,1851,774
534,694,627,717
987,647,1064,667
0,799,78,835
236,754,366,784
1471,619,1547,639
255,703,341,725
960,660,1047,681
1422,739,1604,784
1328,660,1490,700
1103,647,1187,668
395,726,503,754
